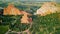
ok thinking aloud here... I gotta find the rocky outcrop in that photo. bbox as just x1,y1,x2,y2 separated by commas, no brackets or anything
3,4,22,15
3,4,32,24
36,2,58,16
21,11,32,24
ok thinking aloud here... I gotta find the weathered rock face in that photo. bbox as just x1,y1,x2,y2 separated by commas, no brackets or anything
3,4,32,24
3,4,22,15
21,15,29,23
36,2,58,16
21,11,30,24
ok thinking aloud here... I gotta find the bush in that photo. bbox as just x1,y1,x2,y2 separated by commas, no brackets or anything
0,25,9,34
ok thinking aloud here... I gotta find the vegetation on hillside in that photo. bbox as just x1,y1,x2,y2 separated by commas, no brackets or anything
0,2,60,34
0,13,60,34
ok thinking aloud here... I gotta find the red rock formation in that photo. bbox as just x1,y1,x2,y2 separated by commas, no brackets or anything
3,4,22,15
21,11,31,24
36,2,58,16
3,4,32,24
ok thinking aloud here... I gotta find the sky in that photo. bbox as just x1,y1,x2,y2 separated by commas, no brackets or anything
20,0,51,1
0,0,60,3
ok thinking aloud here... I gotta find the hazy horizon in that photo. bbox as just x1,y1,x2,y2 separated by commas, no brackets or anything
0,0,60,3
